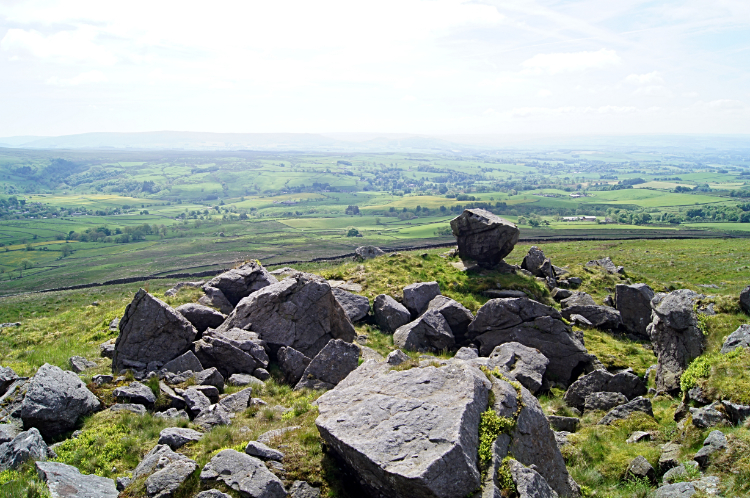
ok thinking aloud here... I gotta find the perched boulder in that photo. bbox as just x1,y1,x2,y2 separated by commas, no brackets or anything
393,310,455,352
741,285,750,314
0,428,49,471
720,324,750,354
113,289,197,373
20,364,100,438
426,295,474,344
488,342,549,394
215,272,355,358
616,284,654,338
355,246,385,260
295,339,359,391
598,396,653,425
450,209,519,266
161,351,203,374
521,246,548,276
113,381,156,407
560,292,596,309
584,392,628,412
175,303,226,333
331,288,370,323
193,335,257,379
245,441,284,462
204,261,278,306
563,369,646,411
278,347,311,386
373,294,411,333
627,455,656,484
199,286,234,315
36,461,118,498
69,356,96,373
694,430,727,468
402,281,441,318
158,427,203,450
468,298,596,386
316,361,488,498
647,290,704,393
200,449,286,498
561,305,622,330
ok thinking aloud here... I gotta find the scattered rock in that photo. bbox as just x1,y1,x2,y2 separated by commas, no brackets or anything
289,480,321,498
278,346,312,385
488,342,549,394
627,455,656,484
331,288,369,323
654,482,696,498
161,351,203,374
228,373,263,387
720,324,750,354
193,404,232,430
0,428,49,471
109,403,147,416
551,288,573,301
373,294,411,333
68,356,96,374
385,349,409,366
450,209,519,266
616,283,655,338
204,261,278,306
659,442,682,471
158,427,203,450
690,402,729,429
113,289,197,373
175,303,226,333
584,392,628,412
116,476,132,491
561,305,622,330
402,281,441,318
482,289,528,299
627,431,651,444
20,363,100,438
216,272,355,358
193,367,225,391
521,246,550,277
598,396,653,425
547,416,579,433
92,374,113,386
193,335,257,379
113,381,157,407
426,295,474,344
358,345,384,362
694,430,727,468
200,449,286,498
146,459,198,498
560,292,596,309
195,491,232,498
563,369,647,411
36,461,118,498
199,286,234,315
355,246,385,260
295,339,359,390
164,280,204,297
154,408,189,421
508,458,559,498
393,309,455,352
245,441,284,461
0,423,20,444
219,387,253,413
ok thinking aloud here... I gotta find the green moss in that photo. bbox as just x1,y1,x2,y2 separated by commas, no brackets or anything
478,409,515,466
680,347,750,403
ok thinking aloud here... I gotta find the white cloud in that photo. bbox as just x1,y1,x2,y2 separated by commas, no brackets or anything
401,95,417,102
625,71,665,85
46,70,108,86
0,28,116,65
682,91,699,98
633,86,672,97
706,99,746,111
537,89,552,97
521,49,621,75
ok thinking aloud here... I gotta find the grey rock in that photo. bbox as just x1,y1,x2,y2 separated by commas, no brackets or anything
36,461,118,497
204,261,278,306
183,388,211,417
694,430,727,468
0,423,20,443
270,266,298,276
468,297,596,386
146,459,198,498
551,288,573,301
560,292,596,309
654,482,698,498
627,455,656,484
158,427,203,450
69,356,97,373
154,408,189,421
109,317,120,331
113,381,157,407
228,373,264,387
245,441,284,461
663,461,700,484
219,387,253,413
0,378,29,423
659,442,682,471
521,246,548,277
315,361,488,498
358,346,384,362
216,272,355,358
720,324,750,354
202,328,269,368
488,342,549,394
584,392,628,412
627,431,651,444
162,351,204,375
393,309,455,352
561,305,622,330
402,281,441,318
277,347,311,385
331,288,370,323
373,294,412,334
113,289,197,373
482,289,527,299
687,386,711,405
199,286,234,315
193,335,257,379
164,281,204,297
454,347,478,360
508,458,559,498
254,368,270,381
585,257,619,274
0,367,19,397
690,402,729,429
563,368,646,411
355,246,385,260
99,340,116,359
257,426,300,444
0,428,49,471
385,349,410,366
200,449,286,498
193,367,224,391
133,444,192,481
721,400,750,425
116,476,131,491
295,339,359,390
741,284,750,314
450,209,519,266
547,416,579,433
603,294,615,307
568,277,582,287
195,491,232,498
20,363,100,438
192,384,220,403
289,480,320,498
647,289,704,393
616,283,655,338
92,374,113,386
426,295,474,344
175,303,226,333
193,404,231,430
108,403,147,416
598,396,653,425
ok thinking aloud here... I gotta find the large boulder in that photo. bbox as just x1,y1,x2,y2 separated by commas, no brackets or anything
402,281,441,318
560,292,596,309
720,324,750,354
193,335,257,378
331,288,370,323
315,361,489,498
113,289,197,373
198,286,234,315
467,297,597,386
393,310,455,352
373,294,411,333
294,339,359,390
36,461,118,498
277,346,311,385
215,272,355,358
563,368,646,411
647,290,705,393
20,364,100,439
203,261,278,307
355,246,385,260
615,284,654,338
426,296,474,344
0,428,50,471
175,303,226,333
200,449,286,498
560,305,622,331
488,342,549,394
450,209,519,266
694,430,727,468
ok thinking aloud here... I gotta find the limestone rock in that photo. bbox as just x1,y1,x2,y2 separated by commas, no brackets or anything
193,404,231,430
690,403,729,429
741,284,750,314
193,367,224,391
154,408,189,421
99,340,116,359
289,480,321,498
585,257,619,274
161,351,203,374
0,428,49,471
183,388,211,417
560,292,596,309
146,459,197,498
277,347,311,386
195,491,232,498
113,381,156,407
215,272,355,358
659,442,682,471
175,303,226,333
36,461,118,498
109,403,147,416
0,423,19,444
355,246,385,260
0,368,19,398
450,209,519,266
373,294,411,334
245,441,284,461
627,455,656,484
199,286,234,315
20,363,100,438
331,288,370,323
203,328,269,368
113,289,197,373
393,309,455,352
204,261,278,306
561,305,622,330
158,427,203,450
402,281,441,318
454,347,478,360
508,458,559,498
295,339,359,391
563,369,646,411
228,373,264,387
385,349,409,366
488,342,549,394
547,416,579,433
193,335,256,379
616,283,655,338
584,392,628,412
627,431,651,444
200,449,286,498
720,324,750,354
598,397,653,425
69,356,96,373
133,444,192,481
219,387,253,413
694,430,727,468
662,461,699,484
426,295,474,344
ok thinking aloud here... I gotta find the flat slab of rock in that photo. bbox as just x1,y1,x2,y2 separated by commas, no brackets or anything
215,272,355,358
295,339,359,390
450,209,519,266
175,303,226,333
373,294,411,334
219,387,254,413
158,427,203,450
598,396,653,425
193,404,232,430
204,261,278,306
245,440,284,461
331,288,370,323
108,403,147,416
36,461,118,498
315,361,488,498
228,373,264,387
133,444,193,481
200,449,286,498
113,289,197,372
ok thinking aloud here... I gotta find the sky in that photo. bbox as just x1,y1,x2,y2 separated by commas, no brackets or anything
1,0,749,137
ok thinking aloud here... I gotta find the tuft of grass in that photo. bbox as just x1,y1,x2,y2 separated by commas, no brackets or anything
582,328,656,377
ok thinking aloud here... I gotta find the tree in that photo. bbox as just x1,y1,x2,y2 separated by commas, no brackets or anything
346,228,360,237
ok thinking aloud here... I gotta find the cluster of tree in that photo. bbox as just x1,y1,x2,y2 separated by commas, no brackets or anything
344,205,360,215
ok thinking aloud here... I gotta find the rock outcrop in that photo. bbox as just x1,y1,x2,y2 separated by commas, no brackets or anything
355,246,385,260
203,261,278,306
450,209,519,266
720,324,750,354
373,294,411,333
598,397,653,425
193,335,257,379
615,283,654,338
198,286,234,315
278,346,312,385
0,428,50,471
